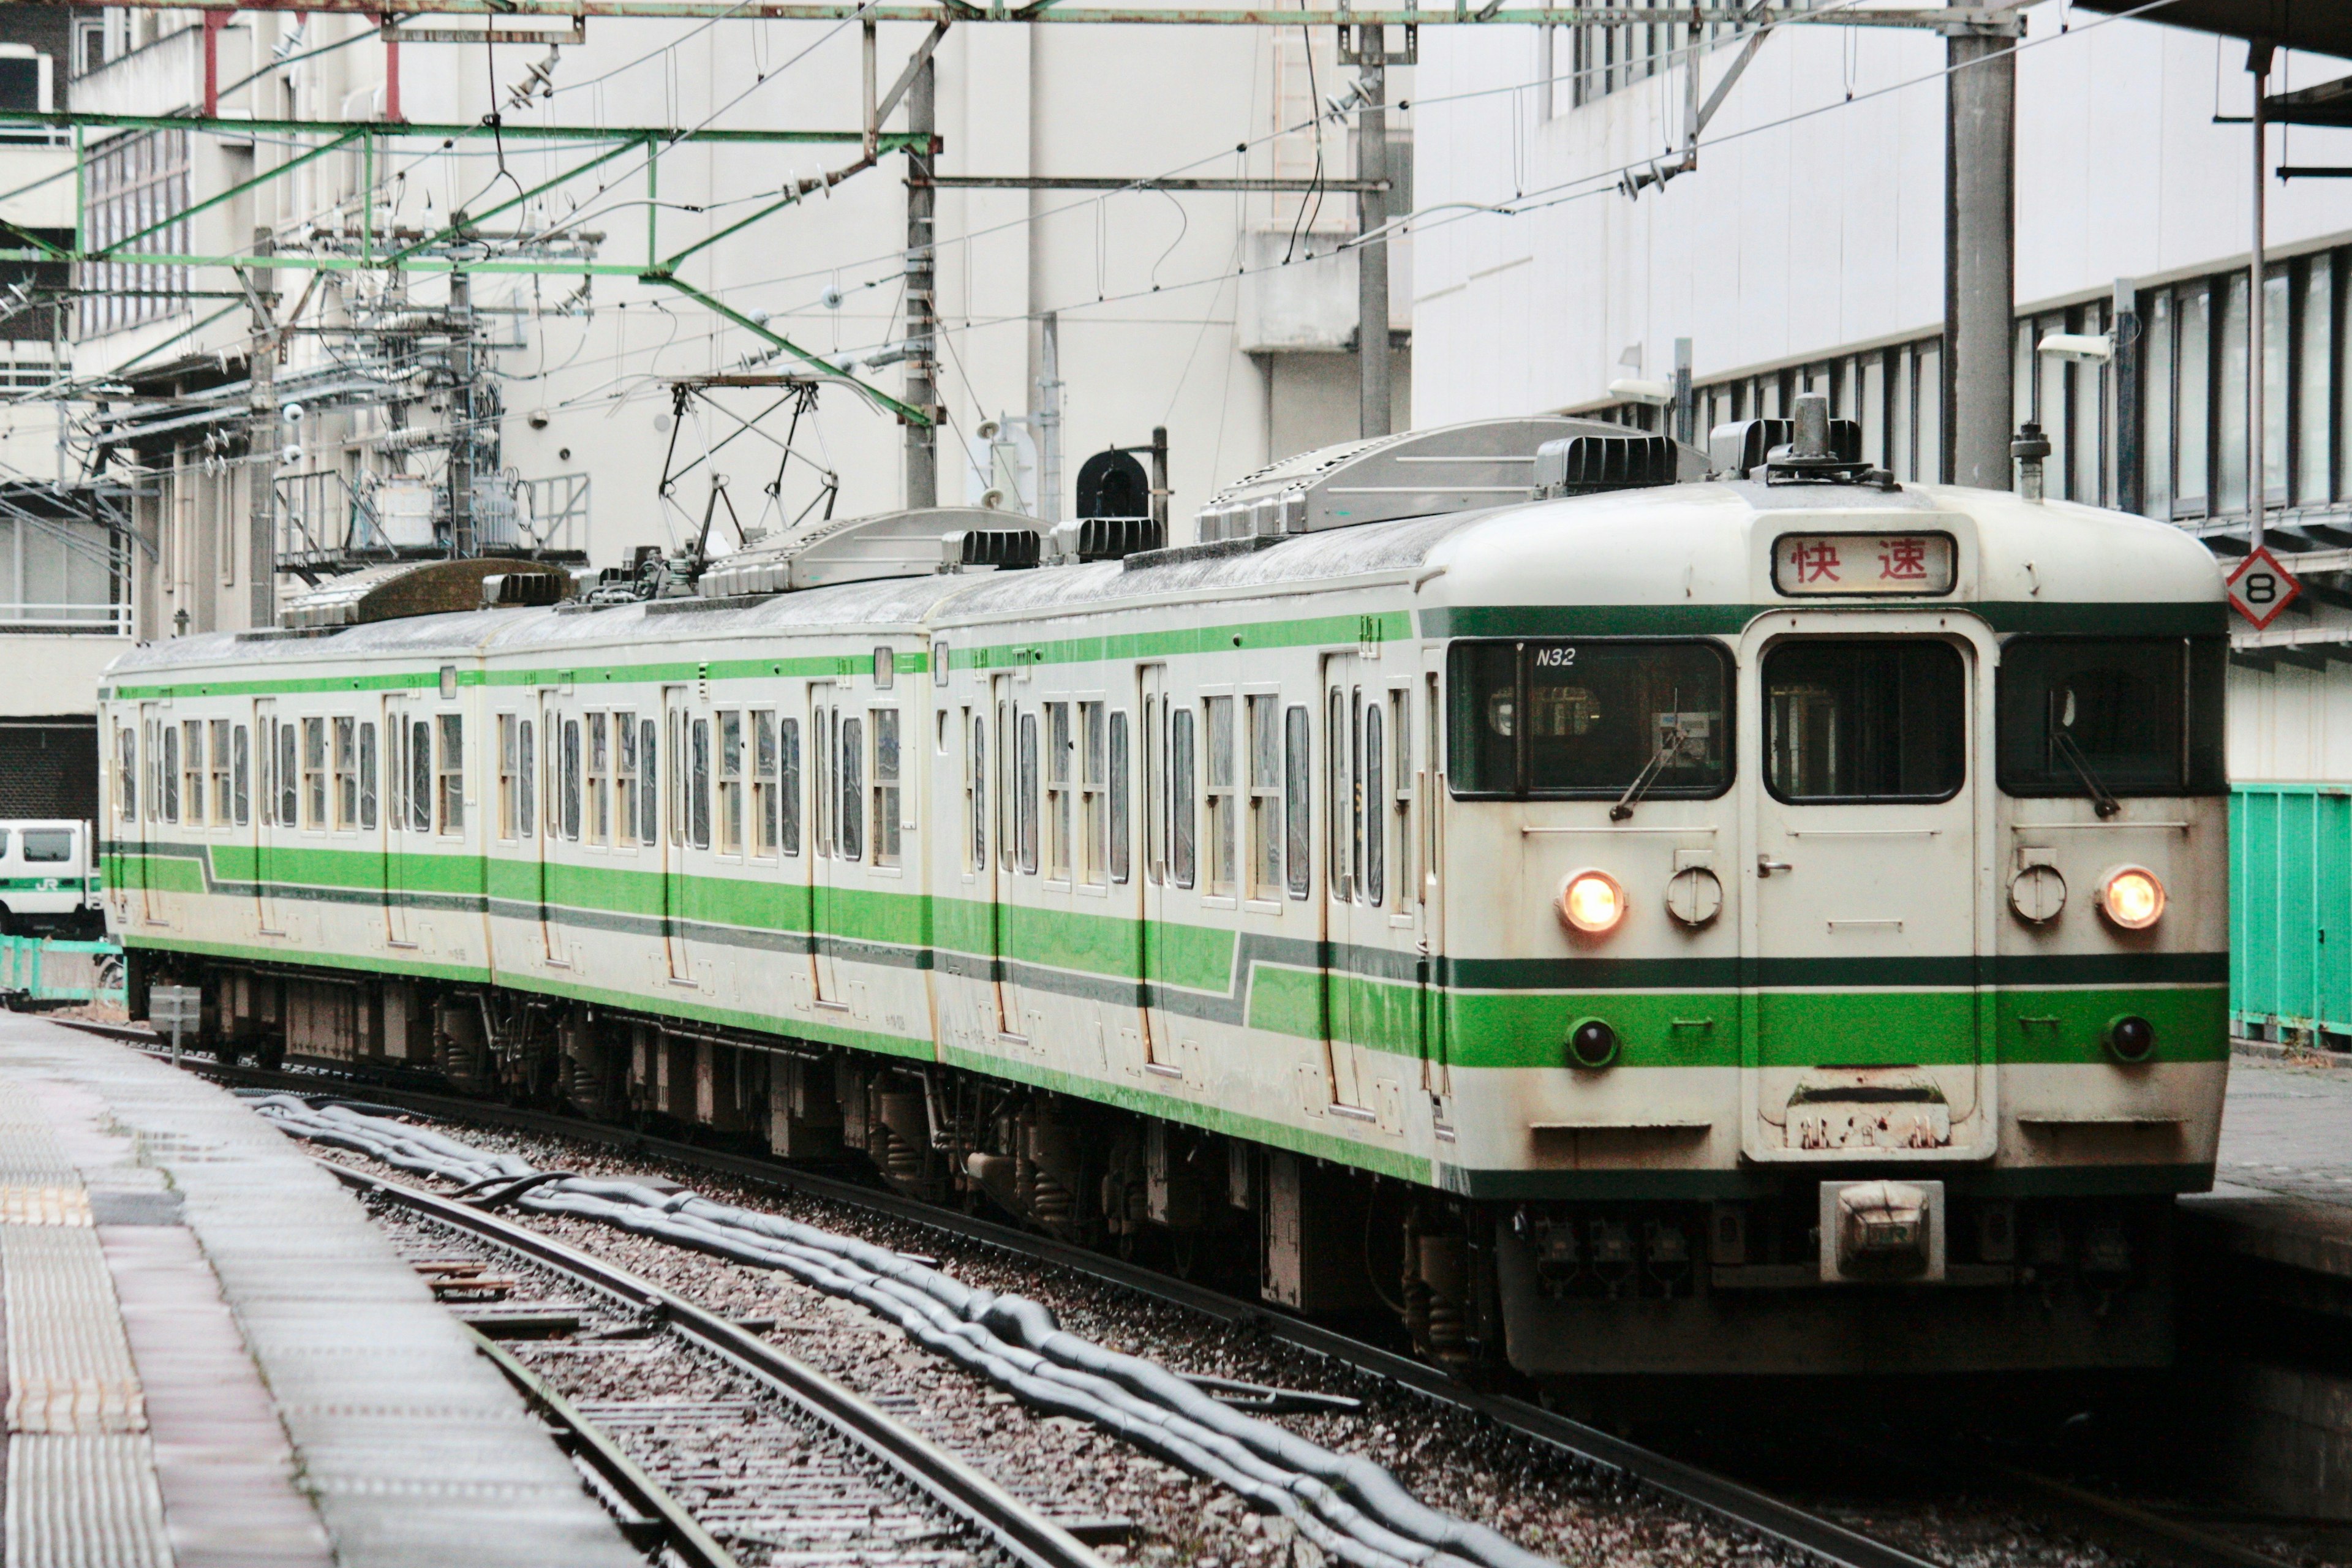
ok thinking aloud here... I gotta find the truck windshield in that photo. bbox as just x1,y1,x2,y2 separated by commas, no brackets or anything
1996,636,2225,797
1447,639,1730,797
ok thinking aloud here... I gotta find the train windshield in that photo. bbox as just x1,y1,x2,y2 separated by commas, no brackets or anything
1447,640,1730,797
1996,636,2226,797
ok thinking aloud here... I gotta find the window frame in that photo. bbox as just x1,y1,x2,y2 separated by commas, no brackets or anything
1444,636,1738,802
1762,636,1969,808
1994,634,2227,800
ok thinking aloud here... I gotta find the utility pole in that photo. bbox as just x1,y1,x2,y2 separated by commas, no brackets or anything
1942,22,2016,491
1037,312,1063,524
247,225,278,627
1673,337,1694,447
448,270,475,554
905,55,939,509
1357,61,1391,440
2248,41,2272,552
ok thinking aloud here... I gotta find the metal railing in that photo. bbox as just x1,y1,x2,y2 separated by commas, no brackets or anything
0,601,132,633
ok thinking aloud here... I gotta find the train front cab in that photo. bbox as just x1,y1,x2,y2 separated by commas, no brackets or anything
1444,497,2229,1377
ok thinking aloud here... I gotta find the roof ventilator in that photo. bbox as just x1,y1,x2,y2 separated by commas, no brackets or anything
1532,433,1679,497
481,571,568,609
942,527,1043,572
1710,394,1898,489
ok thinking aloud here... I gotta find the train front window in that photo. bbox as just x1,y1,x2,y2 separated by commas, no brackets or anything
1997,636,2225,797
1765,639,1965,803
1447,640,1730,798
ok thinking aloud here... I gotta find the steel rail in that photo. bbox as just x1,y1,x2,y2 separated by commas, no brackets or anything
465,1324,745,1568
85,1033,1933,1568
325,1161,1106,1568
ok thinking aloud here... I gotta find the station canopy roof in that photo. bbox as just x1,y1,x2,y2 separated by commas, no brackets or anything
2069,0,2352,62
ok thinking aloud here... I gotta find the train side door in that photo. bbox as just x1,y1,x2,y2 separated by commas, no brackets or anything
1317,654,1376,1115
254,698,289,937
807,680,842,1005
661,684,698,981
380,695,412,946
1740,618,1993,1162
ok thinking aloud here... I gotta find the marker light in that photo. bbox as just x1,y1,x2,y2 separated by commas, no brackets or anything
1559,870,1627,934
2097,865,2166,930
1567,1017,1622,1071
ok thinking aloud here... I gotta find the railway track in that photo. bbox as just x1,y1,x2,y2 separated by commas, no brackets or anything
354,1163,1104,1568
70,1021,2310,1568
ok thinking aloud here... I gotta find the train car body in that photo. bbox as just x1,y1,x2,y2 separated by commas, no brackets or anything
99,416,2230,1378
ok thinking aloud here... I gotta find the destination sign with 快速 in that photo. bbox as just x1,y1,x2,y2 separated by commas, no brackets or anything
1772,533,1956,596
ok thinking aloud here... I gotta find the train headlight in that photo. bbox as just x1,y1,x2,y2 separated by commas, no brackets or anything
1558,870,1626,935
2096,865,2165,930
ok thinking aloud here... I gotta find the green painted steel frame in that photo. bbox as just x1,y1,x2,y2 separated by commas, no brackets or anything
2231,782,2352,1040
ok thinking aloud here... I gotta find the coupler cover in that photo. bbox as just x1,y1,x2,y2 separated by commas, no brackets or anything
1820,1179,1945,1283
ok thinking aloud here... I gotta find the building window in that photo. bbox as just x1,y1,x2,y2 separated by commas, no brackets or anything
79,129,191,337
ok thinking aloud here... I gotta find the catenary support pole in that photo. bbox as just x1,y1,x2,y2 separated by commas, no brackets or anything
1942,25,2015,490
2249,42,2271,552
247,226,278,627
2113,276,2140,515
448,270,475,554
905,54,938,509
1038,312,1063,524
1674,337,1694,447
1357,61,1390,440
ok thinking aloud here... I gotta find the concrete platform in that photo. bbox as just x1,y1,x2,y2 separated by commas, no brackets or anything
2179,1055,2352,1521
0,1015,643,1568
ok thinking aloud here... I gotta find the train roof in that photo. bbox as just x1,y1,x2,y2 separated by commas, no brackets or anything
103,477,2224,684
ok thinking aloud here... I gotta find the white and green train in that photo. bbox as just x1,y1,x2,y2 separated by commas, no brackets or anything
100,402,2229,1378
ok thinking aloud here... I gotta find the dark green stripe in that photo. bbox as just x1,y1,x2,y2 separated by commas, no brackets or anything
1419,601,2226,640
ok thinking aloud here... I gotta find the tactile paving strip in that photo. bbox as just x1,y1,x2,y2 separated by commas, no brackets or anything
2,1224,148,1436
3,1434,175,1568
0,1185,93,1226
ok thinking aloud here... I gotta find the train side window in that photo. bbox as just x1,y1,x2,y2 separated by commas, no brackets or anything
1046,702,1072,880
1204,695,1236,897
1016,710,1039,875
281,722,301,828
752,710,779,859
639,718,658,847
407,719,429,832
1284,705,1310,899
1078,701,1106,886
210,720,232,827
614,714,635,845
995,698,1014,873
160,722,179,824
690,717,712,851
183,720,206,826
813,704,833,858
115,724,136,821
437,714,466,834
667,708,686,848
333,717,358,829
561,717,582,840
873,707,902,868
717,710,743,855
233,723,249,827
1143,695,1162,884
778,716,801,857
1325,690,1347,900
358,722,377,829
497,715,521,840
838,714,862,862
966,709,986,873
1170,706,1196,890
1108,709,1131,885
1390,690,1412,907
1246,695,1281,901
589,713,612,847
303,717,327,829
1423,675,1439,905
1363,701,1385,907
517,718,535,839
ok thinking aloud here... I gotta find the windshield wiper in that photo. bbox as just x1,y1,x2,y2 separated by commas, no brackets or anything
2052,729,2122,818
1611,724,1691,822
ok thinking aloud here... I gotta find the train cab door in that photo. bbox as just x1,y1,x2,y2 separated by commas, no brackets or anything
661,684,699,982
807,681,842,1006
1740,617,1996,1163
1318,653,1378,1116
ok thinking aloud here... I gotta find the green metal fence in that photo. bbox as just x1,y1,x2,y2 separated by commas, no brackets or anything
2233,783,2352,1042
0,935,127,1008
